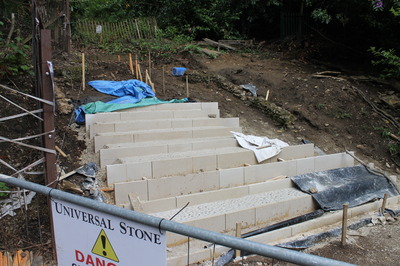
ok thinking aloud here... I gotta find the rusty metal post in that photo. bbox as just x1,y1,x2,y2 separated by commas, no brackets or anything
39,29,56,188
39,29,58,262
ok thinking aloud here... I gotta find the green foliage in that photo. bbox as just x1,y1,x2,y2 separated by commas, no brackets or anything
0,182,9,198
0,21,32,79
375,127,400,156
391,7,400,16
388,141,400,156
336,111,352,119
182,44,202,54
311,8,332,24
369,47,400,79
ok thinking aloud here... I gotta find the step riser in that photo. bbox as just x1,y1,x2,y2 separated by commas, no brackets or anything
95,127,241,152
121,179,295,213
100,137,238,168
107,144,319,187
86,107,220,133
91,117,239,139
106,149,256,186
165,195,317,246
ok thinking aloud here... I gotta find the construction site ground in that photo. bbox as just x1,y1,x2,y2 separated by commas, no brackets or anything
1,41,400,265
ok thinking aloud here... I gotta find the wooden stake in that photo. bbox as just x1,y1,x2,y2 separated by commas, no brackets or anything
382,193,388,212
135,54,139,80
129,53,134,75
55,145,67,158
341,203,349,246
148,51,151,78
82,53,85,91
117,55,120,62
186,75,189,98
145,69,155,93
265,89,270,101
162,66,165,94
59,170,76,181
235,223,242,258
137,63,143,82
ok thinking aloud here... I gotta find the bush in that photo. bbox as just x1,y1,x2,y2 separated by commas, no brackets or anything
369,47,400,79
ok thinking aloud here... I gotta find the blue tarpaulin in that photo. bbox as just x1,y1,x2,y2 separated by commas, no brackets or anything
74,79,188,124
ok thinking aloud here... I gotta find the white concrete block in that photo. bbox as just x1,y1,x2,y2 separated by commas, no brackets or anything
147,171,219,201
94,133,133,152
106,164,127,186
176,186,248,208
126,161,152,180
296,157,315,175
167,142,193,153
248,179,294,195
255,195,316,226
219,167,245,188
152,157,193,178
314,152,355,172
115,120,172,132
225,208,256,231
114,180,148,205
120,110,174,121
217,150,256,169
134,129,193,142
171,119,193,128
291,211,342,236
244,160,297,185
173,110,220,119
273,144,314,161
191,137,238,150
91,122,115,139
248,226,292,245
85,113,120,132
201,102,219,110
100,144,168,168
192,155,218,173
141,197,177,213
147,175,188,200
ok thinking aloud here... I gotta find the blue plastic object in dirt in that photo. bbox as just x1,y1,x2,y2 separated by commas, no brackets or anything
172,67,186,77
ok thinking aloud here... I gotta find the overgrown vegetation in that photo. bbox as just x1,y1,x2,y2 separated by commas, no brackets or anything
0,182,9,198
369,47,400,79
0,2,32,80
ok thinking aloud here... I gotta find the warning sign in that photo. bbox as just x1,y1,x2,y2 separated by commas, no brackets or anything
51,198,166,265
92,230,119,262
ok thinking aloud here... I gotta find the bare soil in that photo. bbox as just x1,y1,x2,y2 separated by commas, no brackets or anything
1,41,400,264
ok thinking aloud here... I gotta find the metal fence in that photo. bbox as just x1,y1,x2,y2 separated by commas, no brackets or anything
73,17,157,45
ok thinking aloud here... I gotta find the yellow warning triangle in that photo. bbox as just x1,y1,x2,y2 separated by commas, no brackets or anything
92,229,119,262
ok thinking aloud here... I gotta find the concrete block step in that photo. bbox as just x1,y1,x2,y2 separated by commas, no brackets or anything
119,178,295,212
113,152,354,206
106,147,256,186
150,188,316,246
166,195,400,265
94,126,241,152
90,117,239,139
85,103,219,133
100,136,238,168
106,143,319,186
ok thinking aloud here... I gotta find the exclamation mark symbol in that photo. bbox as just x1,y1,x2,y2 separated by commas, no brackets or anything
101,235,107,256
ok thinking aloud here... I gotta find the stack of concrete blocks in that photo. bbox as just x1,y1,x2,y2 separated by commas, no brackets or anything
87,102,356,265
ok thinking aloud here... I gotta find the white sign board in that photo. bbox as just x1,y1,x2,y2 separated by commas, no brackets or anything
96,25,102,34
51,198,166,266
